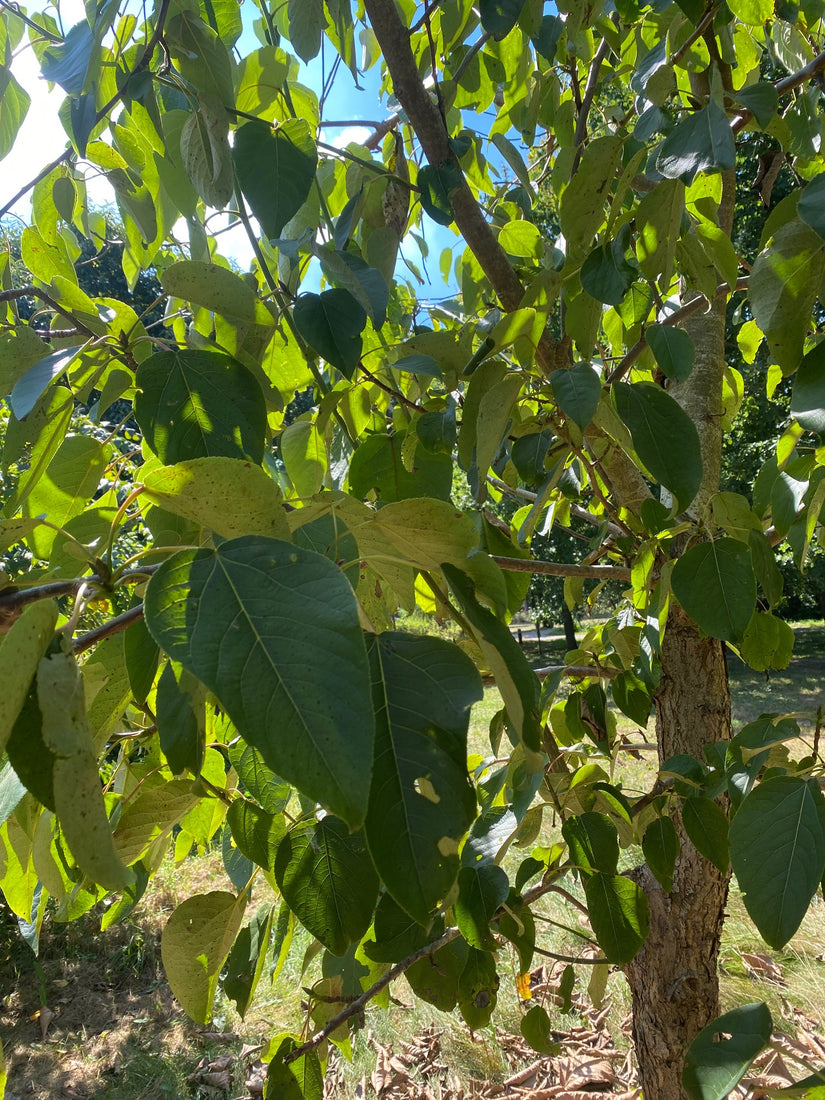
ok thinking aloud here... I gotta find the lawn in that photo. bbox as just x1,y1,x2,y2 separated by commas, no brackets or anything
2,621,825,1098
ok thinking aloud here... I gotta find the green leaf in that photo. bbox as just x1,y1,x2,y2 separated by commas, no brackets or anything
142,458,291,541
293,290,366,378
480,0,527,37
580,240,636,305
455,864,510,951
37,649,135,890
161,261,272,323
274,816,379,955
418,161,462,226
227,798,285,872
135,350,267,464
636,179,685,284
0,66,30,162
740,611,794,672
394,354,443,378
750,219,825,372
734,82,780,128
156,662,205,775
551,363,602,431
730,777,825,948
511,429,554,485
123,617,159,708
521,1005,559,1055
223,905,275,1019
559,136,624,252
288,0,326,62
682,796,729,874
671,538,757,643
683,1002,772,1100
406,937,468,1011
727,0,772,23
281,421,327,498
443,564,542,751
144,536,374,827
348,432,452,502
563,813,619,875
165,11,234,104
657,102,736,184
40,21,94,95
458,946,499,1029
266,1036,324,1100
613,381,703,512
499,221,543,260
585,873,649,964
642,816,680,892
233,119,317,240
9,346,80,420
365,893,442,963
180,101,234,207
161,891,245,1023
799,173,825,239
365,632,481,924
646,325,696,382
0,601,57,757
791,340,825,433
229,742,292,815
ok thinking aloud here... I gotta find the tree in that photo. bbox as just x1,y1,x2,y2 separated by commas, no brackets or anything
0,2,824,1097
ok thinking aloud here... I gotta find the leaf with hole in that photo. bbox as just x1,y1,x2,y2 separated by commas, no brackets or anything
682,1002,772,1100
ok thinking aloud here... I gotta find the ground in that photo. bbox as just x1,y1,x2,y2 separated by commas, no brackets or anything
3,622,825,1099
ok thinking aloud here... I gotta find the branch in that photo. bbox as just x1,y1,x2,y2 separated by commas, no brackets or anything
606,276,749,384
732,46,825,134
486,477,625,538
492,556,631,581
1,285,99,339
535,663,619,680
283,876,585,1064
73,604,144,655
362,0,526,313
570,35,613,174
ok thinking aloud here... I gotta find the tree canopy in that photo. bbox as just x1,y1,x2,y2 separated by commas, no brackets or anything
2,0,825,1096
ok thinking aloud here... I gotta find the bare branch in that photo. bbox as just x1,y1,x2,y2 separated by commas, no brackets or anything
73,604,144,655
571,35,613,174
492,555,631,581
535,663,620,680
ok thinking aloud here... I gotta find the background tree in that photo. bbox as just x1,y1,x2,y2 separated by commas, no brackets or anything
1,2,825,1098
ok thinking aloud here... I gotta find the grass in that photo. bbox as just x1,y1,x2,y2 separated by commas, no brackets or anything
3,619,825,1097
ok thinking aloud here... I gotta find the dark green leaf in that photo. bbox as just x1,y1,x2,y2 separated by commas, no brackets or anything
418,161,462,226
144,537,374,827
798,172,825,238
293,290,366,378
365,632,481,924
511,429,554,484
657,102,736,184
585,873,649,964
41,21,94,95
497,891,535,971
683,1002,772,1100
233,119,317,240
734,82,780,128
480,0,527,36
227,798,285,872
223,905,275,1019
642,816,680,892
406,937,468,1011
393,354,443,377
613,381,703,512
521,1004,559,1055
9,347,79,420
682,797,729,874
455,864,510,951
7,688,56,812
552,363,602,431
611,672,652,726
646,325,696,382
123,617,159,708
229,743,292,814
348,432,452,502
730,777,825,947
266,1036,324,1100
155,662,205,776
791,339,825,433
671,538,757,642
274,816,379,956
365,893,442,963
134,350,267,464
458,946,499,1029
563,813,619,876
580,242,636,305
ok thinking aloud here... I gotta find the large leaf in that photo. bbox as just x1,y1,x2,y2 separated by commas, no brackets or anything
646,325,695,383
134,350,267,464
750,219,825,372
266,1036,324,1100
161,891,246,1023
657,102,736,184
682,796,729,874
0,601,57,756
141,458,291,541
613,381,702,512
233,118,317,239
479,0,527,37
550,363,602,430
585,872,649,964
274,816,379,955
563,813,619,876
143,536,374,827
671,538,757,642
348,433,452,502
791,339,825,433
683,1002,773,1100
730,776,825,948
365,632,481,924
293,290,366,379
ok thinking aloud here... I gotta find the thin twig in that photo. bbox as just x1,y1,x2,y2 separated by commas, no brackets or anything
73,604,144,654
492,556,631,581
571,35,613,174
534,664,619,680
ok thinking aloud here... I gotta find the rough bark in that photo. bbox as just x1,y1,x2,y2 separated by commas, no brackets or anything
624,607,731,1099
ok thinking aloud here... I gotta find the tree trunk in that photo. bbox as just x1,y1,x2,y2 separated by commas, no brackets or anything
624,605,731,1099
